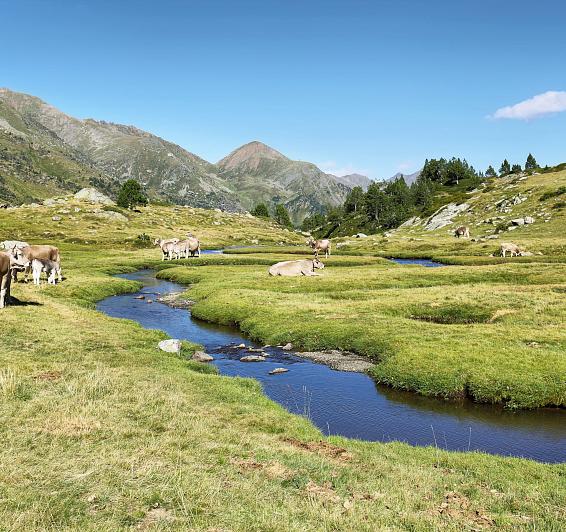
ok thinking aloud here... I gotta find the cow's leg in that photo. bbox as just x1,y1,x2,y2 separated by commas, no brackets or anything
197,247,201,258
0,274,8,308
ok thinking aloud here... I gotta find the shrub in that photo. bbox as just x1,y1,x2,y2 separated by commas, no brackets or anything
133,233,153,248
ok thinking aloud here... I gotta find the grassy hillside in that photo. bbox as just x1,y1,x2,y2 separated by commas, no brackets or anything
330,169,566,257
0,198,303,248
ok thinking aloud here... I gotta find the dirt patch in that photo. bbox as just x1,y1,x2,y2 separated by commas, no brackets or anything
230,458,292,479
305,481,341,503
34,370,62,381
282,438,353,462
294,350,373,372
432,491,494,528
137,507,175,530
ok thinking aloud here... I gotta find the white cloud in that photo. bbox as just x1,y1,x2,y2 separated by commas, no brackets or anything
491,91,566,120
317,160,371,177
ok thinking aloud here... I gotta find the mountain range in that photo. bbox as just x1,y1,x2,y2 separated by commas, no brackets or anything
386,170,421,186
0,88,369,223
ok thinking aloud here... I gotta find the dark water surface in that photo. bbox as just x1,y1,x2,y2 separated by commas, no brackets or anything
96,268,565,463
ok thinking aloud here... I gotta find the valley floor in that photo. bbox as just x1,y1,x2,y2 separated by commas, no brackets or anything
1,248,565,530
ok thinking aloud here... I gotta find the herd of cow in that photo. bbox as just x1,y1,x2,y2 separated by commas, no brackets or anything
0,241,62,308
0,230,530,308
154,234,201,260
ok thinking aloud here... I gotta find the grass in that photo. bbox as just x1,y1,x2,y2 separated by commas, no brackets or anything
158,259,566,409
0,181,565,529
1,249,565,530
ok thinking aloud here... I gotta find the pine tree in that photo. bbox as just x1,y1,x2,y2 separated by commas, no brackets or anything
511,163,522,174
251,203,269,218
485,165,496,178
274,204,292,227
344,186,365,213
116,179,148,209
525,153,538,170
499,159,511,176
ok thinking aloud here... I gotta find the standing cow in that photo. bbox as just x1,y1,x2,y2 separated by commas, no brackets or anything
499,242,521,257
454,226,470,238
154,238,179,260
0,251,28,308
12,245,62,283
307,238,331,258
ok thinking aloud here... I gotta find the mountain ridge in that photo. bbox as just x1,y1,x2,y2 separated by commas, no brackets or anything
0,88,351,221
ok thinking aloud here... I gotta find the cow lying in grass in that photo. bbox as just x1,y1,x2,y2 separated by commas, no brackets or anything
269,259,325,277
0,251,28,308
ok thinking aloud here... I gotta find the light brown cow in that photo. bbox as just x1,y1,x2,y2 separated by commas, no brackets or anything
307,238,331,258
499,242,521,257
0,251,28,308
12,245,61,283
154,238,179,260
185,235,201,258
454,226,470,238
268,259,325,277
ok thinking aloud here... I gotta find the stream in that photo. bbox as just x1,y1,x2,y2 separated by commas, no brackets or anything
96,264,565,463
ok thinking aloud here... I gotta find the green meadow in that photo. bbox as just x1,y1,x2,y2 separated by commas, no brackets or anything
1,194,565,530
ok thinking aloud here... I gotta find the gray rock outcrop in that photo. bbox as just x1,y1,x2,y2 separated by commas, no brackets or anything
74,188,115,205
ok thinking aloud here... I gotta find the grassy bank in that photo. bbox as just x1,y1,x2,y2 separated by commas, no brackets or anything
159,259,566,409
1,249,565,530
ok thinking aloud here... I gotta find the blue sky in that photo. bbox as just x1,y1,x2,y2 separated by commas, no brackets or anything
2,0,565,179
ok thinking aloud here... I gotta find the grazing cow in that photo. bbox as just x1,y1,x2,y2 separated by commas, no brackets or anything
307,238,331,258
0,251,27,308
31,258,61,285
499,242,522,257
268,259,325,277
454,226,470,238
12,245,61,283
185,235,201,257
154,238,179,260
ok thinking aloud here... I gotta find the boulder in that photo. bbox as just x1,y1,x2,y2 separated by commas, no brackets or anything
510,218,525,226
353,233,368,238
158,339,181,354
240,355,266,362
282,343,293,351
74,188,115,205
94,210,128,223
524,216,535,224
192,351,213,362
269,368,289,375
423,203,469,231
51,216,62,221
43,198,56,206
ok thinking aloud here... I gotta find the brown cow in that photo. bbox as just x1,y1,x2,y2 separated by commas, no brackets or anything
154,238,179,260
0,251,28,308
12,245,62,283
307,238,331,258
499,242,521,257
454,226,470,238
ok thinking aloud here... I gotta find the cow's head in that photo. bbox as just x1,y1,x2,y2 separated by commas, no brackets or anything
9,251,28,272
313,258,325,270
306,238,314,247
153,238,162,246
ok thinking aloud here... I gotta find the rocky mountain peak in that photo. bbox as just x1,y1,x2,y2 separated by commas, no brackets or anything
217,141,289,172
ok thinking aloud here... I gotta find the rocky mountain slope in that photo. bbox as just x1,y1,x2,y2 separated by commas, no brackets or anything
0,89,351,221
217,141,350,223
331,173,372,190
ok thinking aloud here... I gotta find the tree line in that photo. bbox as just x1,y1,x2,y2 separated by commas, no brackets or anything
300,153,541,236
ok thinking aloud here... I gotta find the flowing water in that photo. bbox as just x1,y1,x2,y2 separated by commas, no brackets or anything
96,265,565,463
